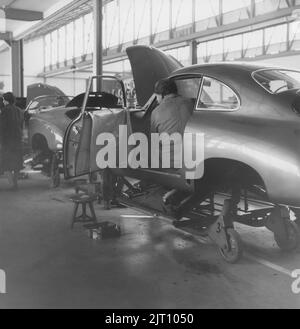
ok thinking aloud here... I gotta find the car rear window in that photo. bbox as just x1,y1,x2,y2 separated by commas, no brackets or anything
253,69,300,94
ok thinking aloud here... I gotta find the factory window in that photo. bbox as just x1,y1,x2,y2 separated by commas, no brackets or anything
104,0,119,47
66,22,74,60
243,30,263,56
195,0,219,21
265,24,287,54
172,0,192,28
222,0,251,13
74,17,84,57
207,39,223,61
123,59,131,72
44,34,51,67
255,0,288,16
58,26,66,63
103,59,131,75
197,42,207,61
207,39,223,56
134,0,150,39
84,13,94,54
290,21,300,50
51,30,58,65
120,0,134,43
197,77,240,111
224,34,243,60
0,9,5,32
165,46,189,65
152,0,170,34
265,24,287,45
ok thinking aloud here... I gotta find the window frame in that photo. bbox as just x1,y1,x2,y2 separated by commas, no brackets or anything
195,75,241,112
252,68,300,95
170,73,203,112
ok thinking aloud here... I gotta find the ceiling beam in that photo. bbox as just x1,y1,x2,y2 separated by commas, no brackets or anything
15,0,114,41
3,8,43,21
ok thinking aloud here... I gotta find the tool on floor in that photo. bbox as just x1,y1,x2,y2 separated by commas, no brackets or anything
84,222,121,240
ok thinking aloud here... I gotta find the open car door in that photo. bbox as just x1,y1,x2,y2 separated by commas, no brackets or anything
63,76,127,179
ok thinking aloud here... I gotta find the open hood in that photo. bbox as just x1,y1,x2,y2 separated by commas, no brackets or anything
126,46,183,107
26,83,66,106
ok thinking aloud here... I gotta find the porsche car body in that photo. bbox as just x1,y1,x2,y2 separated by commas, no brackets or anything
26,92,87,153
63,46,300,210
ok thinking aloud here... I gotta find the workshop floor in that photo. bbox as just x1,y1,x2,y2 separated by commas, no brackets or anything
0,171,299,309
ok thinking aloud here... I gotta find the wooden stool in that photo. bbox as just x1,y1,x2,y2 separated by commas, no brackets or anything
70,194,97,229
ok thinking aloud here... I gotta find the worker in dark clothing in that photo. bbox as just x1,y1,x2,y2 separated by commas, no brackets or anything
151,78,194,168
1,92,23,189
151,78,194,212
151,78,193,135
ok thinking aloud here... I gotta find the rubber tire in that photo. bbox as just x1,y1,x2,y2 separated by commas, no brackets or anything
219,228,243,264
50,153,60,188
274,221,300,252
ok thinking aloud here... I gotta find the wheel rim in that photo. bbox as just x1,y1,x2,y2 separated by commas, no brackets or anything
219,229,242,263
221,235,237,259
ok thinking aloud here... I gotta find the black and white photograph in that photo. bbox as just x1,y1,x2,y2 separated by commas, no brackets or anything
0,0,300,313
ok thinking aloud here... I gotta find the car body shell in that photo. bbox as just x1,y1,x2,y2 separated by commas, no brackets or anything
26,94,82,153
28,106,71,151
63,46,300,208
171,64,300,207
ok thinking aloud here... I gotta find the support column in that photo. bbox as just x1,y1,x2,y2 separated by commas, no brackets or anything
192,0,196,34
189,40,198,65
93,0,103,91
150,0,154,44
11,39,24,97
251,0,256,18
169,0,173,39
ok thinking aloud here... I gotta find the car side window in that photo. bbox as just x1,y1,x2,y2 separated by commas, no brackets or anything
173,77,202,111
175,77,202,100
196,77,239,111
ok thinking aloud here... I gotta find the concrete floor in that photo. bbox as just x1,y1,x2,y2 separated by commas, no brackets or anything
0,171,300,309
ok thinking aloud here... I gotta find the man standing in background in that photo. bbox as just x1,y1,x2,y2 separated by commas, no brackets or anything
1,92,23,190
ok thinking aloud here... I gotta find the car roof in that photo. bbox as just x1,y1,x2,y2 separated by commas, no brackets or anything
171,62,281,77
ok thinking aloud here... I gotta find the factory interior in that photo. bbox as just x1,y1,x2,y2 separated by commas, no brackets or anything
0,0,300,310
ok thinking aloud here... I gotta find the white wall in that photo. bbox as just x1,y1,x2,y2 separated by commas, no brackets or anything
0,47,12,92
23,38,44,90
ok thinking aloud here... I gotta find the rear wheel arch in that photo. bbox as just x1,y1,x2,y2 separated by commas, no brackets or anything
31,133,49,152
197,158,268,197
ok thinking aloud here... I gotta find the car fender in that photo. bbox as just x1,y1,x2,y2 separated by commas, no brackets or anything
185,111,300,207
29,117,64,152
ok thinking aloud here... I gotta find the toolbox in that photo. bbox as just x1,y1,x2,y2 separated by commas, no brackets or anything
84,222,121,240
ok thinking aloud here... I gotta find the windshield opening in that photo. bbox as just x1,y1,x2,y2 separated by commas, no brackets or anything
253,69,300,94
28,95,71,112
